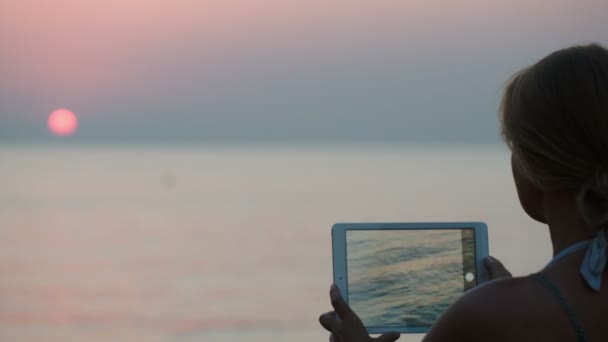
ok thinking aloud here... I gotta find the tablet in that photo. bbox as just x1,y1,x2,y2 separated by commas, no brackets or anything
332,222,489,334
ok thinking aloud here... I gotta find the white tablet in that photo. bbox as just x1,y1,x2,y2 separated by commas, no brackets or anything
332,222,489,334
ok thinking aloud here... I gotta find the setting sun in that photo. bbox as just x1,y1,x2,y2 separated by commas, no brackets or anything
48,109,78,137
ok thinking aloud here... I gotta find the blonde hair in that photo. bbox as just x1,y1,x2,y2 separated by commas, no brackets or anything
500,44,608,227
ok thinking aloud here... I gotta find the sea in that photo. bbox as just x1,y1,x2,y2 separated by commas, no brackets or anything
347,229,469,328
0,144,553,342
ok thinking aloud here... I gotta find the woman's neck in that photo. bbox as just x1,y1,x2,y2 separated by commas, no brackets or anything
544,191,596,257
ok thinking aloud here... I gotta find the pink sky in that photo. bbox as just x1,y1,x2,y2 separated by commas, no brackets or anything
1,0,606,141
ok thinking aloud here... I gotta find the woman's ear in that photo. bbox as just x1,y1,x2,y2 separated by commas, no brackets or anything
512,154,547,223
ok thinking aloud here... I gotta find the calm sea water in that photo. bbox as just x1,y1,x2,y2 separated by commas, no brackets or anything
0,144,552,342
347,230,468,328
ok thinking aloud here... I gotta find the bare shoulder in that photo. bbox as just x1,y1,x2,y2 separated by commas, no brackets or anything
423,276,551,342
452,276,544,316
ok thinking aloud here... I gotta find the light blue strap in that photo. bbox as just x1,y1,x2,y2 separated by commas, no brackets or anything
531,274,588,342
580,229,608,292
549,240,591,267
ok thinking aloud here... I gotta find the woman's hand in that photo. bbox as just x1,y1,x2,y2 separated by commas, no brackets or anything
318,257,510,341
318,285,401,342
484,256,512,280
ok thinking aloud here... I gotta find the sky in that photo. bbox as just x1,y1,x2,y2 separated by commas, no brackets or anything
1,0,607,144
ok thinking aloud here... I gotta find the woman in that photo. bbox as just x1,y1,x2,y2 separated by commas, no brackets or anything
319,43,608,342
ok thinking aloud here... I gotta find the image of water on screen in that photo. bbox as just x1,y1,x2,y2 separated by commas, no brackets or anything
346,229,476,327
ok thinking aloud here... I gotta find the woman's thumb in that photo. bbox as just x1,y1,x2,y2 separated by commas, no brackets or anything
484,256,512,280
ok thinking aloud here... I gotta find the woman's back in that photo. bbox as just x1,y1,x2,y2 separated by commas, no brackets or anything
533,251,608,341
447,251,608,342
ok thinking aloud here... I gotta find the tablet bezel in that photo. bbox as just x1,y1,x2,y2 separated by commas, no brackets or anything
332,222,489,334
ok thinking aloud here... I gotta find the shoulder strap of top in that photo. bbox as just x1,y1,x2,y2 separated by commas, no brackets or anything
530,273,588,342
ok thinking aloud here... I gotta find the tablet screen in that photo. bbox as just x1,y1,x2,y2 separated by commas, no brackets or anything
345,229,476,328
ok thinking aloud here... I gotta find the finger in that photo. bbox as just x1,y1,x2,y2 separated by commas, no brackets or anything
484,256,512,279
330,284,354,318
319,311,338,332
375,331,401,342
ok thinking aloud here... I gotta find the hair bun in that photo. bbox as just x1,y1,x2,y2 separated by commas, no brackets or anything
577,167,608,228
